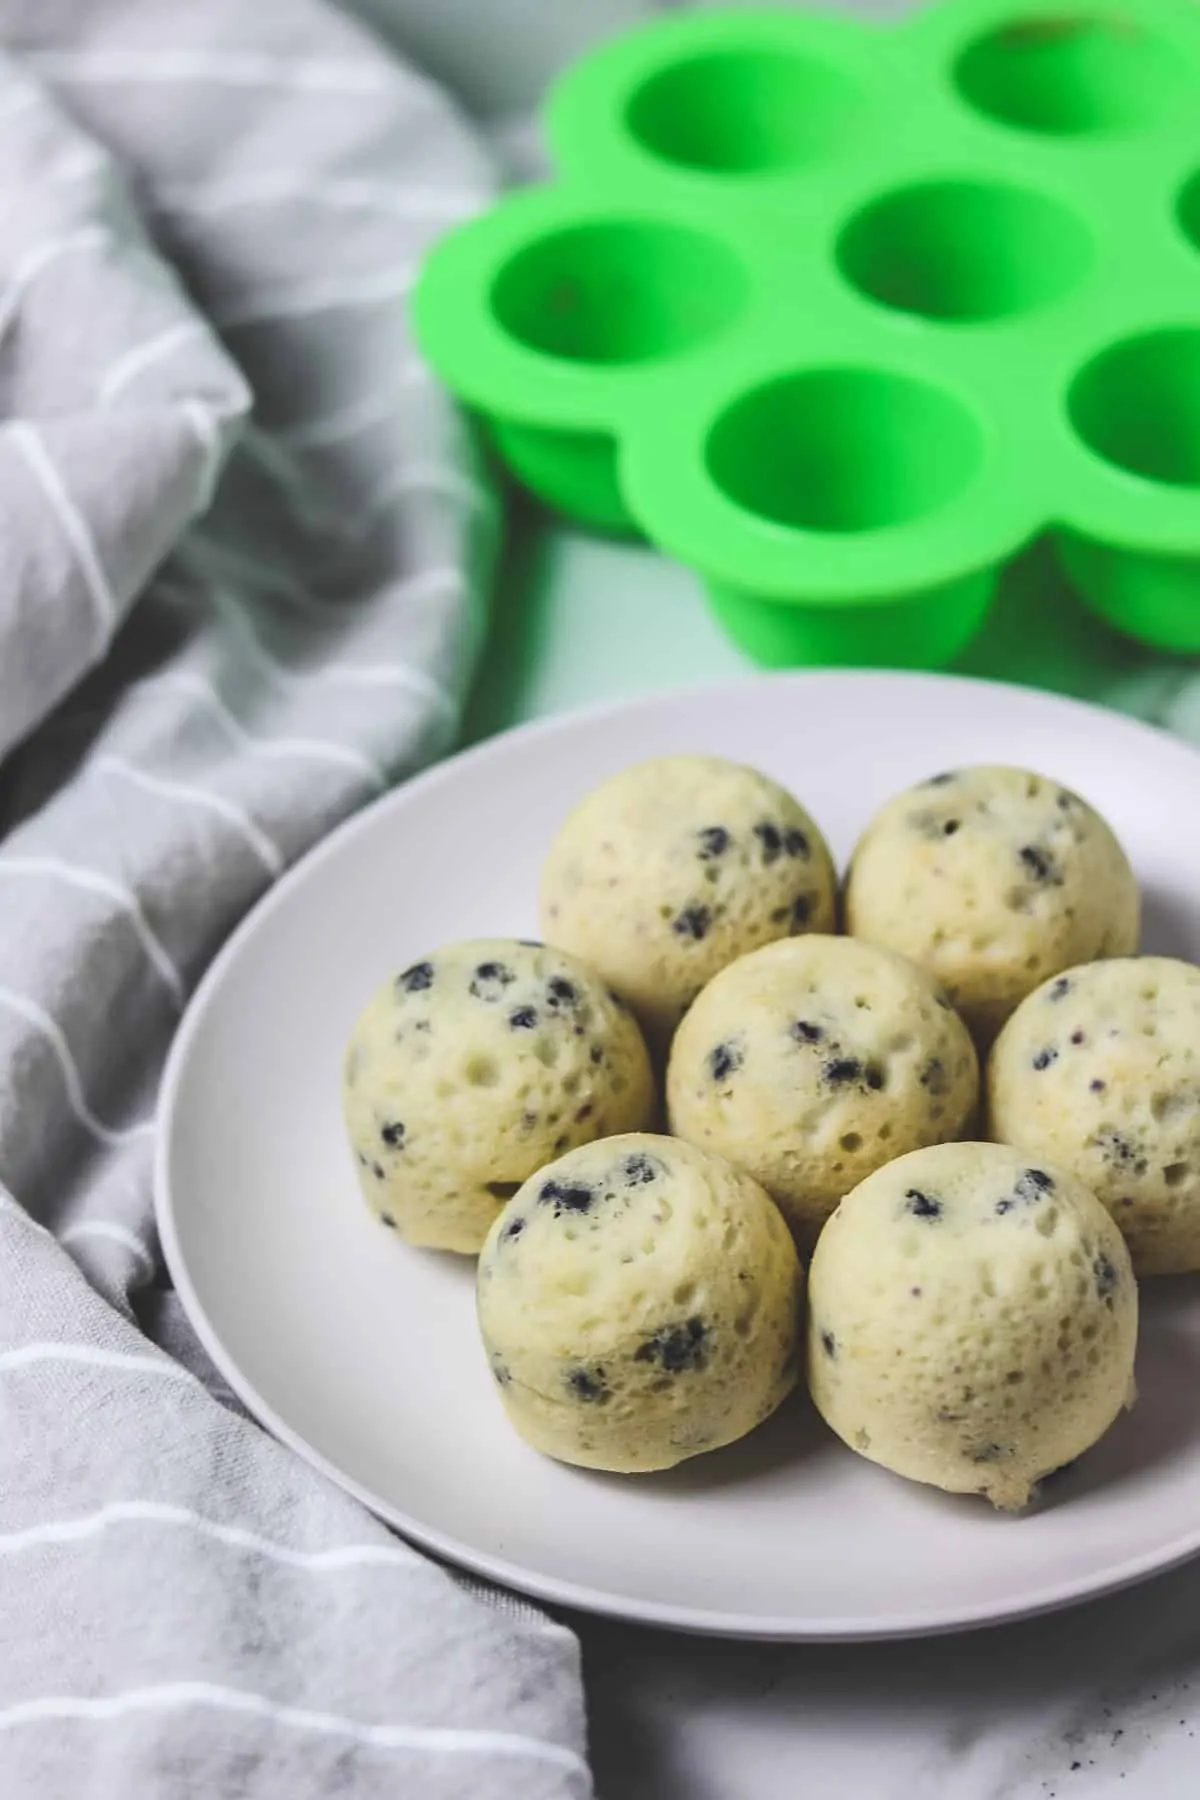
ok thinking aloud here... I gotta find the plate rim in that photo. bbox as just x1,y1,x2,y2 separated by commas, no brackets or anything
155,667,1200,1641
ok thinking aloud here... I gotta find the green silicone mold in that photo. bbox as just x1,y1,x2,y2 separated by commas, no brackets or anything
413,0,1200,667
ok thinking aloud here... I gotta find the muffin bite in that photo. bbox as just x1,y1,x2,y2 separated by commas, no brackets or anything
807,1143,1138,1511
844,766,1139,1042
342,939,654,1253
540,754,836,1051
667,935,978,1248
476,1133,802,1472
989,956,1200,1274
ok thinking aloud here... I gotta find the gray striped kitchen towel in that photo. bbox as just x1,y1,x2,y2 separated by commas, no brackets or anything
0,1,590,1795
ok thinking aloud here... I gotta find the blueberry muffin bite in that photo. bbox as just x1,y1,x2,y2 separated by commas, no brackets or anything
476,1134,802,1472
540,755,836,1052
844,766,1139,1043
989,956,1200,1274
807,1143,1137,1511
667,936,978,1248
342,940,654,1253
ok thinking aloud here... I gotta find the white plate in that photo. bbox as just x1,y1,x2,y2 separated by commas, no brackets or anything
156,672,1200,1642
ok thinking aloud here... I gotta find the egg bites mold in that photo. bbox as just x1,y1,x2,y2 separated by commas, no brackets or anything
414,2,1200,666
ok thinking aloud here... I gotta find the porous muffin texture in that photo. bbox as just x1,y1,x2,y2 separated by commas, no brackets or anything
476,1133,803,1472
989,956,1200,1275
807,1142,1138,1511
844,765,1139,1042
342,939,654,1253
539,754,837,1050
667,935,978,1247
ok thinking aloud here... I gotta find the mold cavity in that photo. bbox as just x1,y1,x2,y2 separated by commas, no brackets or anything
954,17,1183,137
625,47,858,175
878,1122,893,1143
1179,169,1200,257
838,179,1090,322
1069,329,1200,487
840,1132,863,1153
707,368,982,533
1164,1161,1189,1187
491,219,746,365
486,1180,522,1201
673,1281,697,1307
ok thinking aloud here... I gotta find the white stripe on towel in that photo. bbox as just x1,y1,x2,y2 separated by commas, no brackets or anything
0,1682,591,1780
349,460,495,537
93,755,284,877
0,986,156,1147
0,226,108,339
154,175,478,224
0,857,184,1006
23,50,426,99
9,421,118,646
179,399,227,509
0,1344,190,1383
229,613,457,713
142,671,386,791
97,318,211,404
0,1500,426,1572
274,371,431,450
212,264,415,330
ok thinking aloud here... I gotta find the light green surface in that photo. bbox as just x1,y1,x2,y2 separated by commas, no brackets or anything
463,508,751,741
462,510,1194,745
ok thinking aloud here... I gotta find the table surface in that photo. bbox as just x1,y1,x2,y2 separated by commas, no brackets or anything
462,515,1200,1800
463,505,1184,749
